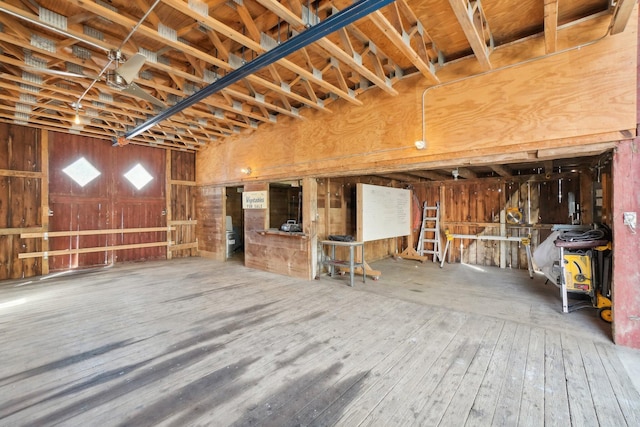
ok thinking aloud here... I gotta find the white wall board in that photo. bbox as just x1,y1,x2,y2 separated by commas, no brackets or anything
357,183,411,242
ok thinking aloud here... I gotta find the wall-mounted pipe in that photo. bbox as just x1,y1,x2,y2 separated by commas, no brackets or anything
124,0,395,141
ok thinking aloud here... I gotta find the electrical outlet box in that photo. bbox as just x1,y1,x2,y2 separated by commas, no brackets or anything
623,212,636,228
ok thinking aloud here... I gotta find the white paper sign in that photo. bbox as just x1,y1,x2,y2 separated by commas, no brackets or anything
243,191,268,209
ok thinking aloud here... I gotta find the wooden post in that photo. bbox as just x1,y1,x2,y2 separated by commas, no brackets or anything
40,130,49,275
165,150,172,260
325,178,331,237
612,139,640,349
499,182,507,268
302,177,317,280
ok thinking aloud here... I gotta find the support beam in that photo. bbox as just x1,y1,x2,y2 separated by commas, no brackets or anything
125,0,395,140
544,0,558,53
490,164,512,177
161,0,359,106
448,0,493,70
40,130,49,275
255,0,398,95
368,10,439,84
610,0,637,35
447,167,477,179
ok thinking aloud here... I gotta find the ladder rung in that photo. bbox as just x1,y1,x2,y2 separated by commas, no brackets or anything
424,217,438,220
423,239,439,243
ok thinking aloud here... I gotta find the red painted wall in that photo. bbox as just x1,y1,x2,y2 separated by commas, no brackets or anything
612,140,640,348
612,12,640,348
49,132,166,270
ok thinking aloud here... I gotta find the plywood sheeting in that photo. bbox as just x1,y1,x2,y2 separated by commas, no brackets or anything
197,16,636,186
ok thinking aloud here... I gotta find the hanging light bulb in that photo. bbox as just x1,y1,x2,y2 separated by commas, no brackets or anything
74,108,81,125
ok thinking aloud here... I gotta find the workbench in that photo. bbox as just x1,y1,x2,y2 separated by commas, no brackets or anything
319,240,365,287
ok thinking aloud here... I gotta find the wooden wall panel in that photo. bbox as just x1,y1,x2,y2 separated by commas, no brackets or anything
170,151,197,258
196,185,225,260
243,182,311,279
612,139,640,348
0,123,42,280
48,201,110,269
171,151,196,182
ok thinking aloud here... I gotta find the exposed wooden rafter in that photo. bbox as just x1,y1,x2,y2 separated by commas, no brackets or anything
368,3,440,84
448,0,493,70
254,0,398,95
490,164,512,177
609,0,637,34
0,0,625,150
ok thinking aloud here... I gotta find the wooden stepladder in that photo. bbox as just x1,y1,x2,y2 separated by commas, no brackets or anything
417,202,441,262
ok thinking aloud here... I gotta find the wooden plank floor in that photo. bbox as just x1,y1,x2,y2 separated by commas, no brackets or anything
1,257,639,426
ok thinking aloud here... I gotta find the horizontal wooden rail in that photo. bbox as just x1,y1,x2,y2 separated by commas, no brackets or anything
1,226,45,236
0,168,43,178
21,227,174,239
170,179,196,186
168,220,197,226
169,242,199,251
18,241,169,259
442,221,555,229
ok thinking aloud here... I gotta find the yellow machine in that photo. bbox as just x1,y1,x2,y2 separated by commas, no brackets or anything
559,242,612,323
563,252,594,293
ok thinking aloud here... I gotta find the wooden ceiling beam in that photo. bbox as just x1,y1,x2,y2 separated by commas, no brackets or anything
544,0,558,53
445,167,477,179
368,8,439,84
0,13,31,41
66,0,331,113
490,164,512,177
234,0,262,43
347,24,399,73
134,0,160,28
254,0,398,96
448,0,493,70
374,172,421,182
610,0,637,34
204,28,231,61
408,170,452,181
160,0,357,107
0,74,247,137
0,102,214,146
337,28,355,56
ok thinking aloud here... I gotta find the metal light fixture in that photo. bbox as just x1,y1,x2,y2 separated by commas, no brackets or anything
414,140,426,150
74,107,81,125
452,168,459,180
240,167,252,176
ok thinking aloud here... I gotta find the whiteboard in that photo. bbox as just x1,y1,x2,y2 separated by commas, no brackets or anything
357,183,411,242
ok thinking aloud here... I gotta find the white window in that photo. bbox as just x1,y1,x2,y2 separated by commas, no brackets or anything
62,157,101,187
124,163,153,190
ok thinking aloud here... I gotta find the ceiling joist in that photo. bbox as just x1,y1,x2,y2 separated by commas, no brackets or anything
448,0,493,70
